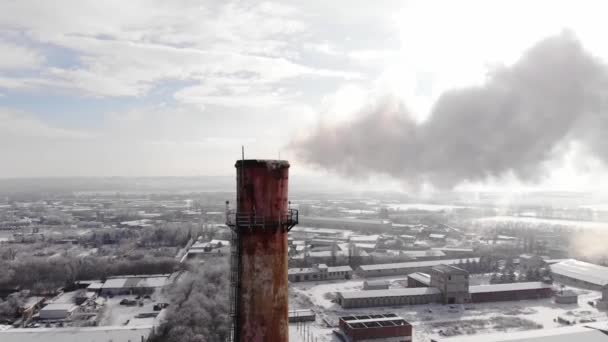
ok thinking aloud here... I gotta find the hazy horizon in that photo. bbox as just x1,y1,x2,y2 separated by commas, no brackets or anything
3,0,608,193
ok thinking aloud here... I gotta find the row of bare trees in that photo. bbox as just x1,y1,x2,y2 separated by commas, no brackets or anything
0,255,182,294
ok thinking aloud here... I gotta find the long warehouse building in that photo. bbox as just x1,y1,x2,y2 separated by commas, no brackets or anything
357,258,480,278
550,259,608,291
339,265,553,309
430,325,608,342
338,287,442,309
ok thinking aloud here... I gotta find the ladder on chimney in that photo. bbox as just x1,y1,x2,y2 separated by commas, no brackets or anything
228,225,240,342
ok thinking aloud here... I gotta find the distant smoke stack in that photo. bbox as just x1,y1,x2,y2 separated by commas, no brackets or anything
227,159,298,342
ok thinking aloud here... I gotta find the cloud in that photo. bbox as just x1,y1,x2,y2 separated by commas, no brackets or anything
0,41,44,70
0,1,360,101
291,32,608,189
0,109,92,140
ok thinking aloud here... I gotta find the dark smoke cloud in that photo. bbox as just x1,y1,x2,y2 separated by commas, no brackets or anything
291,32,608,188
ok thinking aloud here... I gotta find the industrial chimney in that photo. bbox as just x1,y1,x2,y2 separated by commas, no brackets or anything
226,159,298,342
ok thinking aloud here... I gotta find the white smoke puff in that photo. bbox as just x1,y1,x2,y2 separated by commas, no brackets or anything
290,31,608,189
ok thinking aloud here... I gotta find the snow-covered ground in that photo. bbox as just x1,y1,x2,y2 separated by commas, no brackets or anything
97,293,167,326
475,216,608,230
290,278,608,342
388,203,470,211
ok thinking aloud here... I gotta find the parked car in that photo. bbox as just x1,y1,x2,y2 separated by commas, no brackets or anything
119,299,137,306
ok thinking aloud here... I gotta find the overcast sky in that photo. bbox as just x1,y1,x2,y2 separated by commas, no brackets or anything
1,0,607,192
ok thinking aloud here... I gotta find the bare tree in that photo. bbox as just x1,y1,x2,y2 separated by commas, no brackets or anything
151,259,230,342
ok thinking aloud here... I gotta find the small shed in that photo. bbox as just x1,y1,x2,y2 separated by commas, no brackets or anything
363,280,390,290
289,309,316,323
87,282,103,293
39,303,76,320
555,290,578,304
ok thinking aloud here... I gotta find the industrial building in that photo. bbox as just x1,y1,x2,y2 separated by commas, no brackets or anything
0,325,153,342
99,275,169,295
407,272,431,288
298,216,392,232
337,313,412,342
550,259,608,291
288,264,353,282
430,265,470,304
431,247,475,258
288,309,316,323
469,282,553,303
397,250,446,260
555,289,578,304
290,226,351,240
364,280,390,290
357,258,480,278
338,265,552,309
337,287,442,309
38,303,76,320
430,325,608,342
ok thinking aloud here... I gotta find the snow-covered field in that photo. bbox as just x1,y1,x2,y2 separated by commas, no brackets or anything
289,278,608,342
475,216,608,230
388,203,470,212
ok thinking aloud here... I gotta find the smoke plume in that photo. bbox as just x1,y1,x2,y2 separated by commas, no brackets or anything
291,32,608,188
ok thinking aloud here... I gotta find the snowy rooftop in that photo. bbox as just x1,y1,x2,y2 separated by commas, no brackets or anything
365,279,390,286
469,282,552,294
407,272,431,283
432,247,474,252
101,276,168,289
289,265,352,274
40,303,76,312
290,226,352,235
350,234,380,242
359,258,480,271
340,313,409,328
550,259,608,287
330,266,353,272
339,287,441,299
300,216,390,225
0,325,153,342
86,283,103,290
400,250,446,258
431,325,608,342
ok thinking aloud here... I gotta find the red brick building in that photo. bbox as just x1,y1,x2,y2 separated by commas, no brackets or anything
338,313,412,342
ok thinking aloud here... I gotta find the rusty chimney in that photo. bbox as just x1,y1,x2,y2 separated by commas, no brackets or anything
226,159,298,342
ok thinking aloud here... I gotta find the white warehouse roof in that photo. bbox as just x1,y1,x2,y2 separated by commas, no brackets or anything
431,325,608,342
0,326,153,342
339,287,441,299
469,282,552,294
550,259,608,287
40,303,76,312
359,258,480,271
